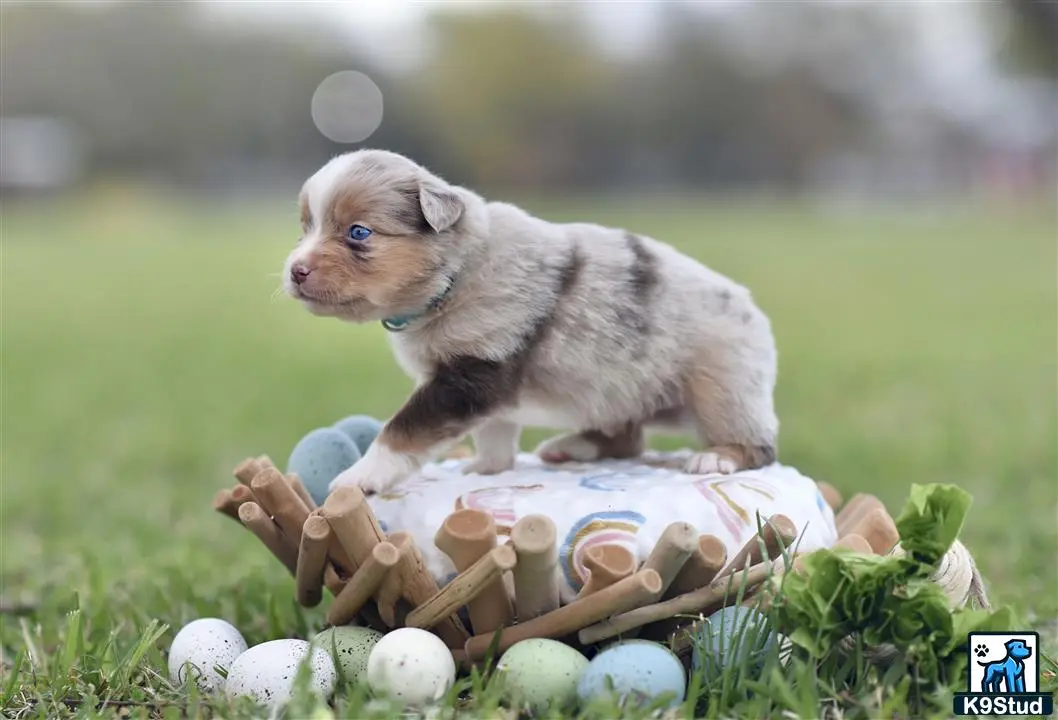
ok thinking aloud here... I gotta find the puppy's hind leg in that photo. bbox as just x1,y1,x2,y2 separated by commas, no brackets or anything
684,344,778,475
464,417,521,475
535,422,644,463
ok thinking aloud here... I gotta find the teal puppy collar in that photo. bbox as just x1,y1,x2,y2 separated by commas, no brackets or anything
381,275,457,332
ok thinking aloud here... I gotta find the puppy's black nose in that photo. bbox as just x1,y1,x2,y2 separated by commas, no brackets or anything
290,264,311,285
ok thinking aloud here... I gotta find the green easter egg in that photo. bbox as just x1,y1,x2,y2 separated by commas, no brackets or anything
332,415,383,455
497,638,588,712
287,428,360,505
313,626,383,688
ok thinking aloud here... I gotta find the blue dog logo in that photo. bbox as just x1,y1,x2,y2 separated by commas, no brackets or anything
977,639,1032,693
953,631,1053,716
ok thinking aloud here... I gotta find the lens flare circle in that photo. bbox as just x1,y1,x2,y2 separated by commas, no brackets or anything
311,71,384,144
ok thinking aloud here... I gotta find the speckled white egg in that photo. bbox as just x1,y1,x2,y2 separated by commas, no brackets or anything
313,626,383,687
225,639,336,710
497,638,588,712
577,640,686,709
366,628,455,707
167,618,248,692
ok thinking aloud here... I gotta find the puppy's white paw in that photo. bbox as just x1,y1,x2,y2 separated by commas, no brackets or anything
462,454,516,476
684,451,738,476
328,443,418,495
534,433,600,463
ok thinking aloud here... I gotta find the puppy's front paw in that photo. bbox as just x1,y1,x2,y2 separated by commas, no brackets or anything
329,463,390,495
684,451,739,476
328,443,418,495
462,454,516,476
534,433,601,464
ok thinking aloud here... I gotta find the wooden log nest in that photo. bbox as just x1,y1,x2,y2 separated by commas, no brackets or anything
215,457,910,664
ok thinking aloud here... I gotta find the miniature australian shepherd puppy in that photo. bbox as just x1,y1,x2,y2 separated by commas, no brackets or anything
283,150,779,495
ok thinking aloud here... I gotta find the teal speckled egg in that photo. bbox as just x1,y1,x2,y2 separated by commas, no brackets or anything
332,415,383,455
576,640,685,709
287,428,361,505
312,626,383,688
691,605,776,681
497,639,588,712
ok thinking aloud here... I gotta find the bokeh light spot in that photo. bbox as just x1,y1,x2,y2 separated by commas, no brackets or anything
311,71,384,144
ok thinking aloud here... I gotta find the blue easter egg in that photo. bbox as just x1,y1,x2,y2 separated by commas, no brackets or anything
691,606,776,680
287,428,361,505
576,640,685,709
332,415,384,455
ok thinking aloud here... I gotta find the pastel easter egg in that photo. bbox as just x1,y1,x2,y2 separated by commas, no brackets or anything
691,605,776,680
287,428,361,505
167,618,248,693
224,639,336,711
496,638,589,712
367,628,455,707
312,626,383,688
332,415,383,455
577,640,685,709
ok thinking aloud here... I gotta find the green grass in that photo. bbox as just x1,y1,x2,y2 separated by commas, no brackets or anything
2,188,1055,717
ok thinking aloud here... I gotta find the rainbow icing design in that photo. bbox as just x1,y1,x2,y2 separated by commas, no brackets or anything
559,510,646,592
692,476,778,542
454,484,546,534
578,466,667,492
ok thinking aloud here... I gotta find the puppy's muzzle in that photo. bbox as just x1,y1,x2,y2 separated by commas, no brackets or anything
290,263,312,285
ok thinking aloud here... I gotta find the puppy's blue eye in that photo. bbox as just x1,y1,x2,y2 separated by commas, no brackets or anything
347,224,372,243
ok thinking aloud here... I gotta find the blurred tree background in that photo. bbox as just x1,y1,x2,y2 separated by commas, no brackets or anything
1,0,1054,201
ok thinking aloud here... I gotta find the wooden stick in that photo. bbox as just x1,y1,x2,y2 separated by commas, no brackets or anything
510,514,560,620
326,541,400,626
817,481,843,511
666,534,727,598
250,468,311,544
642,522,698,598
373,533,409,628
836,493,884,536
323,564,347,596
238,502,298,575
407,545,517,630
848,507,900,554
377,532,470,647
464,569,662,659
645,533,727,640
577,559,777,645
833,532,873,554
212,488,241,521
698,518,796,617
231,484,253,506
320,486,382,578
743,532,877,611
741,566,805,611
577,544,637,598
287,473,316,511
295,515,331,608
233,457,263,486
435,510,513,635
722,514,797,576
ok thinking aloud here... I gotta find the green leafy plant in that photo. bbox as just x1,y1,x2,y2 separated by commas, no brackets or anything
774,483,1022,713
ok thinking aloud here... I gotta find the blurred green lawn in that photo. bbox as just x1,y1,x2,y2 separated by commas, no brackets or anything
2,190,1055,709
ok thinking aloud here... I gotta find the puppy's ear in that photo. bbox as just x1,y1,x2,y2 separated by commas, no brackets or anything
418,182,464,233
